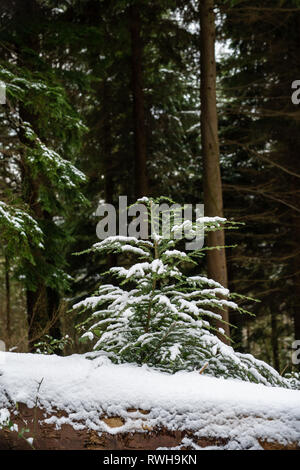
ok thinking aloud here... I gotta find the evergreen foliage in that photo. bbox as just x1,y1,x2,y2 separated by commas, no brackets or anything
75,198,290,387
0,62,86,292
0,0,299,378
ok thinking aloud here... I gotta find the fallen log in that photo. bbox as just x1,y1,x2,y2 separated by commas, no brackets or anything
0,403,299,450
0,353,299,450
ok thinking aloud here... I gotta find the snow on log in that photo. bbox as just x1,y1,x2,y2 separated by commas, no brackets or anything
0,353,299,450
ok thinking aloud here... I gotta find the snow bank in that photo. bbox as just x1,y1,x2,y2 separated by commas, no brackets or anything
0,352,299,450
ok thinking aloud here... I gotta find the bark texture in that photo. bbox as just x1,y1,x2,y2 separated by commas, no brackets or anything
0,404,298,450
200,0,229,340
129,5,148,198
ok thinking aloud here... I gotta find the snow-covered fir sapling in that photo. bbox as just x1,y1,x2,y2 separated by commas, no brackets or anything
74,197,291,388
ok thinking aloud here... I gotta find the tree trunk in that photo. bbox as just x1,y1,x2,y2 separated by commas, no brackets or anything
0,402,298,450
270,305,280,371
102,79,117,269
293,214,300,344
47,287,61,341
26,286,47,351
200,0,229,340
4,255,11,346
292,219,300,371
16,0,61,349
129,5,148,198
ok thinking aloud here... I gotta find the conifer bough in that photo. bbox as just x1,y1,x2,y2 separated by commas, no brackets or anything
75,198,294,388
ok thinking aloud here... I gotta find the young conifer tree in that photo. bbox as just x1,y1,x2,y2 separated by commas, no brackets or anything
75,197,292,388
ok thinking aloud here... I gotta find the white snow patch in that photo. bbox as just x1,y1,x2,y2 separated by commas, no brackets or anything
0,352,299,450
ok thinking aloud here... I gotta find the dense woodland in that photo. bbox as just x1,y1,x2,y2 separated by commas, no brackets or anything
0,0,300,375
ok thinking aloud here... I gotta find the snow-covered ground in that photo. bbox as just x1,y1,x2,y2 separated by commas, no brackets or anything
0,352,299,450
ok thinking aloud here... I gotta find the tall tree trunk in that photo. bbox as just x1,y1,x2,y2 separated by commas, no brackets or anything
270,304,280,371
19,119,53,351
4,255,11,346
47,287,61,340
19,114,62,350
129,5,148,198
102,80,115,207
26,286,47,350
292,213,300,343
102,79,117,269
200,0,229,340
16,0,61,349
